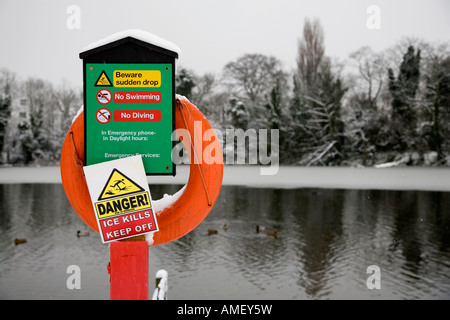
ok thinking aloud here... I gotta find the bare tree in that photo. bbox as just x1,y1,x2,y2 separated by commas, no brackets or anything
296,17,325,95
348,46,387,110
53,80,80,132
223,53,286,112
190,72,216,115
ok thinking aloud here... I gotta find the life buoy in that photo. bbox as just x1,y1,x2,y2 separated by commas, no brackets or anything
60,96,223,246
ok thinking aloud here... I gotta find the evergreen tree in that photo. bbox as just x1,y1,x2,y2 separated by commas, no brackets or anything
265,78,290,163
423,55,450,160
176,68,196,99
265,78,283,131
0,68,15,163
286,76,309,163
0,93,11,161
317,65,347,159
227,97,249,130
17,120,33,164
388,45,421,151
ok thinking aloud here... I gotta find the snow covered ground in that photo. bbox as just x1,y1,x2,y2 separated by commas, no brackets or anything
0,165,449,191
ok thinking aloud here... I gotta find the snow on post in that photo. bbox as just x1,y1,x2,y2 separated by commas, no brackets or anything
152,269,168,300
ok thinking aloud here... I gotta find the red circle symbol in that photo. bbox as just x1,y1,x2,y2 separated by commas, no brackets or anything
96,108,111,124
96,89,112,105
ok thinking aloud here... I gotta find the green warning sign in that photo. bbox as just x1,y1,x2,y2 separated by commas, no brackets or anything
84,63,175,175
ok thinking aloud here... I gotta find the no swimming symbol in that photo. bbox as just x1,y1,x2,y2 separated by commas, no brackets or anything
96,89,112,105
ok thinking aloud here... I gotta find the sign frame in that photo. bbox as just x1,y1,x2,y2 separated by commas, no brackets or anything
80,33,179,176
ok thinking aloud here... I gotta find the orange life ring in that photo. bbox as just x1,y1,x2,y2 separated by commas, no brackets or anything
60,96,223,246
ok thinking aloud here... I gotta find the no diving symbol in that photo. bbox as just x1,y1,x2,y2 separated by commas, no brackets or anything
96,108,111,124
96,89,112,105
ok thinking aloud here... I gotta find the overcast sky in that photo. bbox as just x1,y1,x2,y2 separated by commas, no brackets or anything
0,0,449,89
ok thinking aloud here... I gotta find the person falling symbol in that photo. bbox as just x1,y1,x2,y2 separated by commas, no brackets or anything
110,179,126,191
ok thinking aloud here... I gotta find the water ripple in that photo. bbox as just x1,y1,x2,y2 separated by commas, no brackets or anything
1,185,450,299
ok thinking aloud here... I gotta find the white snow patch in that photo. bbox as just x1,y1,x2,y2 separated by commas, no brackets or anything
374,154,410,168
72,105,83,123
151,269,168,300
82,29,181,56
145,232,155,246
146,185,186,246
175,94,189,102
176,94,201,111
175,94,199,111
152,185,186,214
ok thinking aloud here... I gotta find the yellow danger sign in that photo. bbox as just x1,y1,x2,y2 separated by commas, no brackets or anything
95,71,112,87
97,168,144,201
95,192,151,218
114,70,161,87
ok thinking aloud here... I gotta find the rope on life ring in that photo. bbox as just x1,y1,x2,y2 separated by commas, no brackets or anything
60,95,223,246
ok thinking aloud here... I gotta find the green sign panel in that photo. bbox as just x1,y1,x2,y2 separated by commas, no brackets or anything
84,63,174,175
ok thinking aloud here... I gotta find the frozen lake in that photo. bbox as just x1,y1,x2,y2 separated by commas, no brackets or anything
1,165,450,191
0,165,449,299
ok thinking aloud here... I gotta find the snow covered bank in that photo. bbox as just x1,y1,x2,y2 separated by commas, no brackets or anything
224,166,450,191
0,165,449,192
0,166,63,184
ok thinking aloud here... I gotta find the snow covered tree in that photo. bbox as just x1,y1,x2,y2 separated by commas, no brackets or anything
0,93,11,162
348,46,386,110
285,76,309,162
0,68,16,163
53,80,80,134
293,18,347,165
223,53,286,126
422,49,450,161
190,72,217,116
344,47,392,165
388,45,421,151
264,77,297,164
17,116,34,164
21,78,59,164
227,97,249,130
265,78,283,131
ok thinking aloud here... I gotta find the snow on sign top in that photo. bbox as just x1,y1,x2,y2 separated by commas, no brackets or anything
81,29,181,57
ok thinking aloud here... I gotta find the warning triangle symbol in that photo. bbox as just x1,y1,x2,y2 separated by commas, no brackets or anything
94,71,112,87
97,168,145,201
